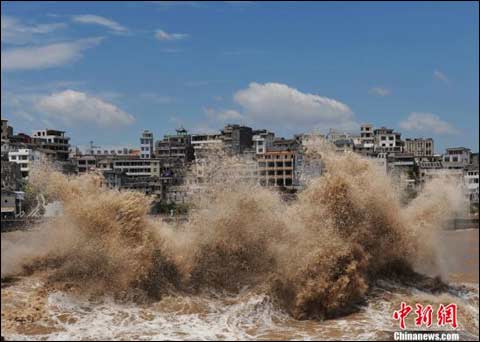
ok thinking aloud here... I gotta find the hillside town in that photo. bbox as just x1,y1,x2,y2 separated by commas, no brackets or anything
1,117,479,222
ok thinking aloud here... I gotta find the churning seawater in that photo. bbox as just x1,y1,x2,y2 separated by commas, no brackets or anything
1,140,479,340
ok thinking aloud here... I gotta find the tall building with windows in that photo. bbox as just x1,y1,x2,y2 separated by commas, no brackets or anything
220,124,253,154
404,138,434,156
155,128,193,164
8,148,42,178
140,130,154,159
442,147,471,169
252,130,275,155
257,150,296,188
373,127,403,153
32,129,70,161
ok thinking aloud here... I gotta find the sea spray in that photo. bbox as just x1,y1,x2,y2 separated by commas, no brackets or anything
0,140,466,320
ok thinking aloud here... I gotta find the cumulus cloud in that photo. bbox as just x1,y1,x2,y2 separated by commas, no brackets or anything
399,112,458,135
72,14,128,33
155,29,189,41
1,37,104,71
369,87,391,97
1,16,67,45
36,90,135,127
228,82,356,131
433,69,449,84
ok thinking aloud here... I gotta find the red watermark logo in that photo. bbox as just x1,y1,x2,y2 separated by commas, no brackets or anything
393,302,458,330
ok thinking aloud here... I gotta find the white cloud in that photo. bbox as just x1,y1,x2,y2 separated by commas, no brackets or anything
399,112,458,135
205,107,244,122
72,15,128,33
369,87,391,97
155,29,189,41
1,37,104,71
1,16,67,44
36,90,135,127
230,82,356,131
433,69,449,84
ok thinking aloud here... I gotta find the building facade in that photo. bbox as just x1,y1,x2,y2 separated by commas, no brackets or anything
8,148,42,178
220,124,253,154
257,150,296,188
404,138,434,156
373,127,403,153
155,128,194,164
140,130,154,159
32,129,70,161
442,147,471,169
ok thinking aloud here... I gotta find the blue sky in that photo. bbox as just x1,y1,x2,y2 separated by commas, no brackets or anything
1,1,478,153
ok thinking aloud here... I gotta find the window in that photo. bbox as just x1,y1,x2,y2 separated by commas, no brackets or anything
381,136,386,140
388,136,394,140
276,162,283,167
268,162,274,167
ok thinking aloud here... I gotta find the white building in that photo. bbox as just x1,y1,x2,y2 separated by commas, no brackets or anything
360,124,374,145
90,146,137,156
8,148,42,178
373,127,403,153
404,138,434,156
97,158,161,177
464,167,479,205
326,128,351,143
252,130,275,155
442,147,471,169
140,130,154,159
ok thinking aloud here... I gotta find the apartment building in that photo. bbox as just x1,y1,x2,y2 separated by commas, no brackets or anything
252,130,275,155
155,128,194,164
404,138,434,156
442,147,471,169
326,128,351,143
140,130,154,159
220,124,253,154
373,127,403,153
257,150,296,188
32,129,70,161
97,157,161,178
464,166,479,205
8,148,42,178
75,155,98,173
90,147,137,156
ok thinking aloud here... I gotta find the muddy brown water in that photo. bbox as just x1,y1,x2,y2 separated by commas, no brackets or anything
1,229,478,341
